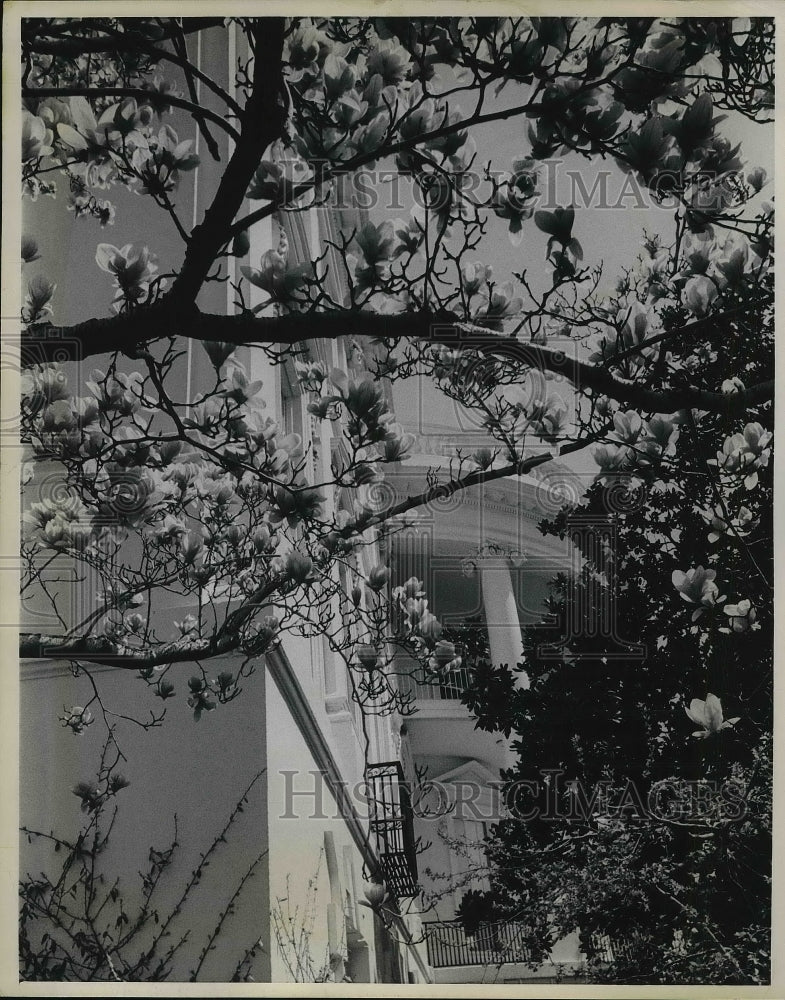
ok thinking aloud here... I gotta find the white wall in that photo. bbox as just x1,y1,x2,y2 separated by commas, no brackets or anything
20,655,271,981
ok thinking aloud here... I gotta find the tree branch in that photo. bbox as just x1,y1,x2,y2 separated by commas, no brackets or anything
227,98,549,240
169,20,287,303
26,306,774,417
18,632,239,670
22,19,226,55
26,27,243,117
23,86,240,144
338,430,606,539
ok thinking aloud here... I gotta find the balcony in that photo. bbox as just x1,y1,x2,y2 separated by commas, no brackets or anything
425,921,638,978
425,919,534,969
365,761,418,899
395,656,514,773
400,663,476,702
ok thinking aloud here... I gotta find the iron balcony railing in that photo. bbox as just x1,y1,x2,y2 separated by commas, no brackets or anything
424,919,534,969
365,761,419,899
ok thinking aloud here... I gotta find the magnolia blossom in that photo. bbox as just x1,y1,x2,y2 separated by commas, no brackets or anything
27,493,92,550
714,422,772,489
268,483,323,528
367,39,412,85
473,281,523,331
672,566,725,620
393,577,425,602
253,616,281,652
644,415,679,456
356,645,381,671
58,96,132,154
428,639,462,676
462,261,493,297
682,230,714,275
355,220,396,264
682,274,719,317
471,447,496,470
393,207,426,255
713,240,749,288
721,377,745,395
22,110,54,161
322,52,358,98
380,423,416,462
417,610,443,644
22,275,56,325
397,90,436,142
95,243,159,310
55,97,132,188
351,114,389,161
283,551,316,585
492,158,539,243
21,234,41,263
722,599,758,633
359,880,388,909
99,97,154,149
612,410,644,446
333,93,369,128
747,166,767,193
685,693,740,738
701,503,755,543
619,300,652,350
294,360,327,392
187,676,216,721
133,124,199,194
285,23,332,81
593,444,631,475
175,614,199,637
89,370,146,419
366,564,391,592
61,706,94,736
241,248,310,302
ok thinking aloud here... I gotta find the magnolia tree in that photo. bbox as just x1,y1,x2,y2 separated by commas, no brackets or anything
19,6,774,901
457,242,773,982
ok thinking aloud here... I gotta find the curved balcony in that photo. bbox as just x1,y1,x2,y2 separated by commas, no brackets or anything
396,657,513,774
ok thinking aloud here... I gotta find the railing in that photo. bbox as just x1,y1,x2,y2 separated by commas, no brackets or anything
399,663,476,702
424,919,534,969
588,932,645,964
425,922,639,970
365,762,419,899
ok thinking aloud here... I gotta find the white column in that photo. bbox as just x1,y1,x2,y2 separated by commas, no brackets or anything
479,557,528,690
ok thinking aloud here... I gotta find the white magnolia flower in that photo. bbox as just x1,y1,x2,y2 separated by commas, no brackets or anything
685,693,740,738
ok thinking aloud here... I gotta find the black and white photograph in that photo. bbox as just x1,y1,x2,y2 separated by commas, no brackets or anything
3,5,779,991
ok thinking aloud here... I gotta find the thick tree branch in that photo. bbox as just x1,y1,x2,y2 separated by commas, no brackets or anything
18,631,237,670
169,21,287,303
20,572,284,670
22,19,226,55
25,306,774,417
